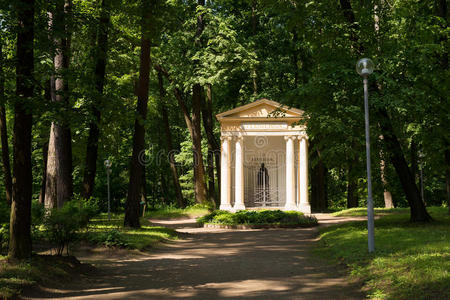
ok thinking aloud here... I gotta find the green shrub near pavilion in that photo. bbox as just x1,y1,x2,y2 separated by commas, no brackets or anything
197,210,318,227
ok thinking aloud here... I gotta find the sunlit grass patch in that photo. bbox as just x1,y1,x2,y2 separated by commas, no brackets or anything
81,213,178,250
317,207,450,299
332,207,409,217
145,204,210,219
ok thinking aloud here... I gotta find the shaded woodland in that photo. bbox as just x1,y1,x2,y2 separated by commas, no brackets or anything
0,0,448,258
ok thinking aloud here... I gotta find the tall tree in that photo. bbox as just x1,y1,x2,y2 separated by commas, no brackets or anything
201,84,220,207
190,0,208,205
0,42,12,205
9,0,35,259
434,0,449,213
310,142,328,212
338,0,431,221
124,0,152,228
38,81,51,205
346,163,358,208
82,0,110,199
45,0,73,209
158,71,185,208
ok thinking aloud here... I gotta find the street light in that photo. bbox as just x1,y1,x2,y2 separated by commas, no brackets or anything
104,159,112,221
356,58,375,253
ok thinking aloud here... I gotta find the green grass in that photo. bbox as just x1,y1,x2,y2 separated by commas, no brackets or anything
0,255,86,298
332,207,409,217
317,207,450,300
197,210,318,227
80,213,178,250
146,204,210,219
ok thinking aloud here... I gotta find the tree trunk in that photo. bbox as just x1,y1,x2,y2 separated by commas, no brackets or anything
0,43,12,205
339,0,431,222
435,0,448,213
377,107,431,221
410,139,418,184
191,84,208,204
38,81,51,205
346,165,358,208
9,0,34,259
380,156,394,208
446,149,450,214
190,0,208,205
45,0,73,209
158,71,185,208
201,84,219,207
141,165,147,206
124,2,151,228
38,142,48,205
154,65,203,205
310,142,328,212
159,172,169,205
82,0,110,199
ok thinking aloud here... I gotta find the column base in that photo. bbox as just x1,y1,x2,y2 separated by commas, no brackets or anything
219,204,233,211
284,203,298,211
298,203,311,214
233,203,246,211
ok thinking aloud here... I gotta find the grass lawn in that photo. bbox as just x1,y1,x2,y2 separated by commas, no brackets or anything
332,207,409,217
0,255,90,298
317,206,449,300
145,204,210,219
81,213,178,250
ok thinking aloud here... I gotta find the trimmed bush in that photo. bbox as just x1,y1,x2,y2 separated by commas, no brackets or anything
197,210,318,227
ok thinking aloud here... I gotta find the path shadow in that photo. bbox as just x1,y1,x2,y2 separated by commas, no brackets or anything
22,215,365,300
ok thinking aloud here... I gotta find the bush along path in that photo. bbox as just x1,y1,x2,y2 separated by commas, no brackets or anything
197,210,318,229
23,212,366,300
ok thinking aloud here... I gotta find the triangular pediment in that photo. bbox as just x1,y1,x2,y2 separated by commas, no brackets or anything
216,99,304,120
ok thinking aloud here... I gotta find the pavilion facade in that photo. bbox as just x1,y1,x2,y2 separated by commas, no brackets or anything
216,99,311,213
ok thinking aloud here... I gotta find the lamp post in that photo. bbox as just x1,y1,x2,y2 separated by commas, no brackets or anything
104,159,112,221
356,58,375,253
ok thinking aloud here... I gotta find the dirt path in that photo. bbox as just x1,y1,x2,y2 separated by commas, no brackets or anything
23,215,366,299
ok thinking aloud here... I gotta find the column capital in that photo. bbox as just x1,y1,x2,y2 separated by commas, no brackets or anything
284,135,295,141
220,135,232,142
297,134,308,141
235,134,244,142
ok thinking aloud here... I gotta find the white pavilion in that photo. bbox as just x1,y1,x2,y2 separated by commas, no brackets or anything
216,99,311,213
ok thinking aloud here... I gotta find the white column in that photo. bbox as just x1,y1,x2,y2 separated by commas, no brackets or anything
234,135,245,210
298,135,311,213
220,136,232,211
285,136,296,210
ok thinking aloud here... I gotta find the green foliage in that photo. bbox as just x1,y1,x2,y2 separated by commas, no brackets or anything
86,229,129,248
31,201,45,227
43,199,100,255
0,202,10,253
317,207,450,299
79,213,178,250
0,224,8,252
0,201,9,225
197,210,318,227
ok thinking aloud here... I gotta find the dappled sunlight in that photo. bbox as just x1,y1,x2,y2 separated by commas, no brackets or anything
198,279,291,297
23,216,365,299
